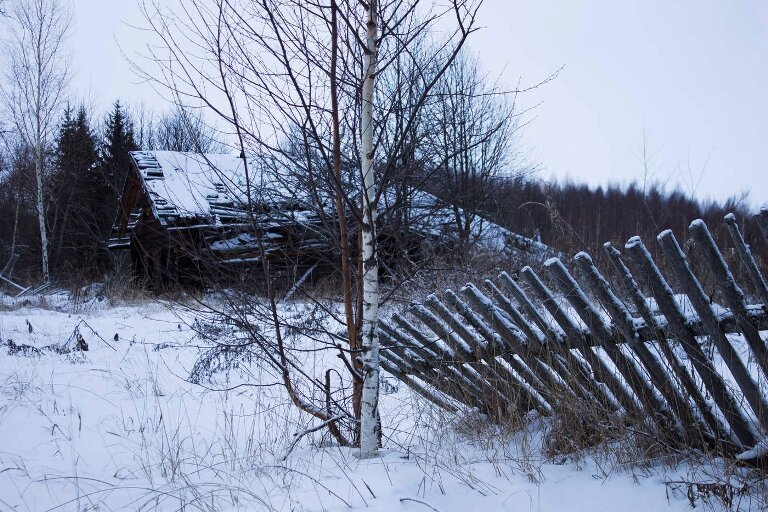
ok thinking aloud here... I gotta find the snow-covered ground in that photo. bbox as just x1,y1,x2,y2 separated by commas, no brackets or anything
0,293,753,511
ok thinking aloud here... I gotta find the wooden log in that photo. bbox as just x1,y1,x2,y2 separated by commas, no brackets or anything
409,300,517,414
495,273,604,403
625,236,754,448
461,283,580,407
604,242,725,442
658,229,768,432
545,258,666,423
689,219,768,380
724,213,768,311
520,266,632,414
433,291,549,414
573,251,693,437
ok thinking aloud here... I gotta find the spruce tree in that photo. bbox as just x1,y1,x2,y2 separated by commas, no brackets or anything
49,104,100,276
97,100,138,241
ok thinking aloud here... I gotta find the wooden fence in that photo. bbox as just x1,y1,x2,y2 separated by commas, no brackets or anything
380,211,768,455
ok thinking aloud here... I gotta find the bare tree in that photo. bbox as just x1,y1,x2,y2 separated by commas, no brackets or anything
427,52,526,258
3,0,71,282
138,0,482,457
151,105,227,153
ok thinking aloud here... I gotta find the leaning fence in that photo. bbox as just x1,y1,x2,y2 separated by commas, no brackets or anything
380,211,768,456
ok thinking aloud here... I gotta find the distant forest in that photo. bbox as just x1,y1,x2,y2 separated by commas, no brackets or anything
477,177,761,265
424,167,765,299
0,98,762,286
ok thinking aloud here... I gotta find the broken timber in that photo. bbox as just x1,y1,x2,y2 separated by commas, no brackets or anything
380,213,768,455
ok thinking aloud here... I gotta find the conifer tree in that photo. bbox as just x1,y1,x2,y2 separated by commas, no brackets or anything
49,104,99,275
97,100,138,240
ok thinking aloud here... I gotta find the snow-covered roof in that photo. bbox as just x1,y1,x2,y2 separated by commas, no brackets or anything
131,151,297,225
388,187,556,258
125,150,556,259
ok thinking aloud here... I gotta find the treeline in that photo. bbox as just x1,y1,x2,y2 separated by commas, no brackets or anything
0,101,219,284
483,177,764,268
1,99,763,289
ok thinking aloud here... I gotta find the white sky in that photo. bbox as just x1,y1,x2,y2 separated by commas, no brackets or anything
66,0,768,208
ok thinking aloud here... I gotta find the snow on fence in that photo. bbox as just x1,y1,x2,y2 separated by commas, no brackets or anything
380,211,768,456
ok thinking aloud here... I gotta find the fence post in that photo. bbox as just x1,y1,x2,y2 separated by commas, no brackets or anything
658,228,768,432
624,236,753,448
723,213,768,310
573,251,693,438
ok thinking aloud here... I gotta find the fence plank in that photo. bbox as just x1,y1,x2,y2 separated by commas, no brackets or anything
603,242,724,442
690,219,768,381
573,252,693,437
414,298,536,414
378,352,459,412
545,258,667,423
757,208,768,244
658,229,768,432
380,323,487,409
724,213,768,310
405,305,512,412
496,272,606,404
433,291,550,414
461,283,580,406
520,266,632,414
481,279,590,403
379,214,768,454
625,236,754,448
390,312,499,404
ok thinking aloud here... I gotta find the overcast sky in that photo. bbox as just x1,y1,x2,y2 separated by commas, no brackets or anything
67,0,768,209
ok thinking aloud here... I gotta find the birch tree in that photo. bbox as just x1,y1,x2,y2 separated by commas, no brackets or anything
3,0,70,282
358,0,380,457
139,0,482,456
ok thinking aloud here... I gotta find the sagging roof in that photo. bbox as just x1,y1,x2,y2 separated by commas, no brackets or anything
111,150,557,260
131,151,299,225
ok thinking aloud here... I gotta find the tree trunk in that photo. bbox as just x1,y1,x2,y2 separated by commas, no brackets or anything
35,126,50,282
359,0,381,459
330,0,362,437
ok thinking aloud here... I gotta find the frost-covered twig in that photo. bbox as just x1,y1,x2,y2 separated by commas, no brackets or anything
400,497,444,512
281,414,347,461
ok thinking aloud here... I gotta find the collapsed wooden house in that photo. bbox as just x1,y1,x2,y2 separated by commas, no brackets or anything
109,151,553,287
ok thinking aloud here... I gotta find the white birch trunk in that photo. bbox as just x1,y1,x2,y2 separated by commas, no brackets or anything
5,0,68,284
35,120,50,283
359,0,381,459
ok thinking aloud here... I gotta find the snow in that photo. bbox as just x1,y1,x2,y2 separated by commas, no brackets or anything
0,293,745,511
132,151,556,259
738,436,768,460
136,151,299,221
